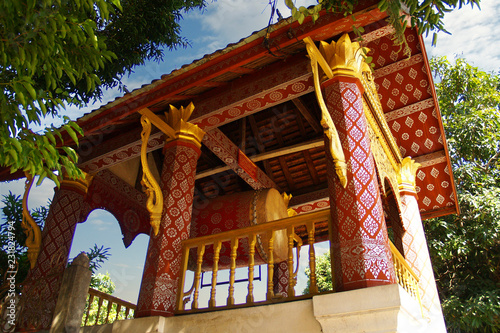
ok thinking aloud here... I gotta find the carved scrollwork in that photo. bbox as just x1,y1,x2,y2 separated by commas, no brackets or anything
304,37,348,187
140,115,163,236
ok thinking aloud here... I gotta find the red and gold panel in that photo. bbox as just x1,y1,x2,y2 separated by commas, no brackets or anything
386,102,444,157
83,170,151,247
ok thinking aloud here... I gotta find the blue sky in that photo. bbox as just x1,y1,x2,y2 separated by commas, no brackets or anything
1,0,499,303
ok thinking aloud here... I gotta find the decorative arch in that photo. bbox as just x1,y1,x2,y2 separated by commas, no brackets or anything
82,169,152,247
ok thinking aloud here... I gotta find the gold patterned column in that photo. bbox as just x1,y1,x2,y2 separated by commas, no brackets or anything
305,35,395,291
137,103,205,317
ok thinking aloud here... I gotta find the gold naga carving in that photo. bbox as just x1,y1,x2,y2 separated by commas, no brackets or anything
140,115,164,236
397,157,421,193
282,192,297,217
22,172,42,269
304,35,369,188
138,103,205,236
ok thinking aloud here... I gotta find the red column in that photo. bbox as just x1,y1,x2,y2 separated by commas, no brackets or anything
17,180,91,331
136,139,201,317
323,76,395,291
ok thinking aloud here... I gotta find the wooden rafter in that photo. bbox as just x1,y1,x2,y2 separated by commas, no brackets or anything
195,138,324,180
292,97,322,133
202,128,277,190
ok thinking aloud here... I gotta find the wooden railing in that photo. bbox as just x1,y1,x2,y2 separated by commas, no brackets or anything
389,241,423,315
176,208,424,314
176,210,331,312
82,288,136,326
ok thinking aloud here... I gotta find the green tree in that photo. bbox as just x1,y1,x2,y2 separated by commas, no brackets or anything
0,0,206,185
427,56,500,333
303,251,333,294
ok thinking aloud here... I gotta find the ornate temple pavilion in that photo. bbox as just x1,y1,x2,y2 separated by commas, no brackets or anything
6,1,457,331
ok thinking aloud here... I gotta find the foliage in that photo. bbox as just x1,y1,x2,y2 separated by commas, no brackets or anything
428,56,500,332
90,272,116,295
0,0,206,185
285,0,481,53
303,251,333,294
0,192,47,295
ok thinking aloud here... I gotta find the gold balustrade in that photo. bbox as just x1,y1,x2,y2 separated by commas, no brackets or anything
389,241,424,316
82,288,136,326
176,209,423,314
176,209,330,313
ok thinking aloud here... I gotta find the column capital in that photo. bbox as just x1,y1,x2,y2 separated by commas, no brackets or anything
397,157,421,194
304,34,371,82
60,172,94,195
164,102,205,149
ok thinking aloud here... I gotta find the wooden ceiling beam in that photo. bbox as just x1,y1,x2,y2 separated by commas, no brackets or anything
279,156,295,191
303,150,320,185
202,128,278,190
292,97,322,133
247,115,276,183
195,138,324,180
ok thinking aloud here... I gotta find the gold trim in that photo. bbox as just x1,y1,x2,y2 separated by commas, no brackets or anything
282,192,298,217
138,103,205,236
140,115,163,236
361,72,403,171
61,172,94,194
304,36,348,187
305,35,371,81
397,157,421,193
304,34,404,189
165,102,205,149
22,173,42,269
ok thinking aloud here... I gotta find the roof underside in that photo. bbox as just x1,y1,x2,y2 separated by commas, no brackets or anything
1,1,459,241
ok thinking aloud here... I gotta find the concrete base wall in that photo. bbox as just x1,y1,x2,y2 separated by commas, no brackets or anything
78,285,443,333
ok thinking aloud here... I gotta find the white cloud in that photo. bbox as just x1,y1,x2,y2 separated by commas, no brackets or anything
425,0,500,72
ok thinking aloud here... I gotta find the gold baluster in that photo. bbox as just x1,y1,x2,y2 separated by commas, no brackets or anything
228,238,239,306
193,244,206,310
267,230,275,301
209,241,222,309
307,221,318,294
247,234,256,304
176,245,191,311
287,226,295,298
